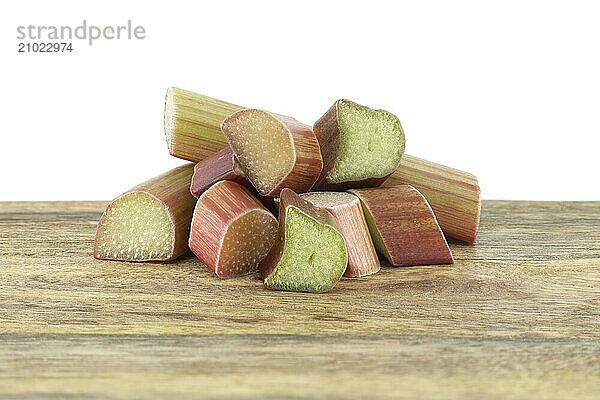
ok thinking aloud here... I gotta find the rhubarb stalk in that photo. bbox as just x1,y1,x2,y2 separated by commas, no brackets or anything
94,164,196,262
164,87,244,162
221,109,323,197
349,186,454,267
301,192,380,278
190,147,247,198
189,181,278,278
382,155,481,244
260,189,347,293
313,99,405,190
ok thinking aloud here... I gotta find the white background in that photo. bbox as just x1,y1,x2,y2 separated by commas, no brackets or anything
1,0,599,201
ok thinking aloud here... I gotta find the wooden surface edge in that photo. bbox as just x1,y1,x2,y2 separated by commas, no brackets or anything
0,200,599,399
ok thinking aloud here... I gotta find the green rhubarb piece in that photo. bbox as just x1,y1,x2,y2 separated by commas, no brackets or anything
332,100,405,183
261,189,347,293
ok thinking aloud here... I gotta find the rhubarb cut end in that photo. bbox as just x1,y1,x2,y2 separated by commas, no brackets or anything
215,210,278,278
222,109,295,196
164,88,176,153
189,180,278,278
265,205,347,293
471,180,482,244
94,192,175,262
329,99,405,184
301,191,356,207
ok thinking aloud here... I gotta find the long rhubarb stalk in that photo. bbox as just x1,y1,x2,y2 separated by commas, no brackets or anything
382,155,481,244
94,164,196,262
164,87,243,162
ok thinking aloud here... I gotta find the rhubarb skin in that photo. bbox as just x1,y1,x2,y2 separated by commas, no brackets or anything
313,99,405,190
260,189,348,293
164,87,244,162
190,146,277,212
94,164,196,262
349,186,453,267
382,155,481,244
189,180,278,278
190,147,248,197
301,192,380,278
221,109,323,197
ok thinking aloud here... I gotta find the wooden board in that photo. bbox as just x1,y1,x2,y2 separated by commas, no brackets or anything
0,200,599,399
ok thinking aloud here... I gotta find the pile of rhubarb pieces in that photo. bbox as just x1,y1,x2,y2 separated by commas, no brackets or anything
94,88,481,293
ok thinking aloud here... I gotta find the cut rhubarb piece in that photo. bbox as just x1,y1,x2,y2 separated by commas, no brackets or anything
164,87,244,162
190,147,276,212
301,192,380,278
382,155,481,244
94,164,196,262
190,147,248,198
260,189,347,293
189,180,278,278
313,99,405,190
221,109,323,197
349,186,454,267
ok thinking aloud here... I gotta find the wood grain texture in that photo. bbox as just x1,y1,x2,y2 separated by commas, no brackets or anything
1,200,599,399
